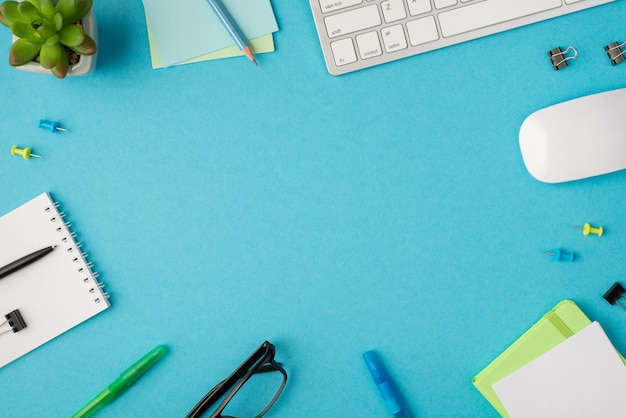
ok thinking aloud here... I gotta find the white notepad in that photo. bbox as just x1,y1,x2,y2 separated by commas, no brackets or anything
0,193,110,367
493,321,626,417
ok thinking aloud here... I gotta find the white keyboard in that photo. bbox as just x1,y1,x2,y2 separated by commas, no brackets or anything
309,0,615,75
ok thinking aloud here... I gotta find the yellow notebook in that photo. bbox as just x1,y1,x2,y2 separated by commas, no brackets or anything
472,300,592,417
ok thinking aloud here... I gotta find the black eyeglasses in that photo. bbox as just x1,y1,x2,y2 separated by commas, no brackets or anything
186,341,288,418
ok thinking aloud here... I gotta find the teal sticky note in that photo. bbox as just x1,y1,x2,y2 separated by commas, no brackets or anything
142,0,279,67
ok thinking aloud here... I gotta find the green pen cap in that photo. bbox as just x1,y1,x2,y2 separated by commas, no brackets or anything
73,345,168,418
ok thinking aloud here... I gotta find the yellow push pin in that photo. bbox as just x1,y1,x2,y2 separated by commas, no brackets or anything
572,223,603,237
11,145,41,160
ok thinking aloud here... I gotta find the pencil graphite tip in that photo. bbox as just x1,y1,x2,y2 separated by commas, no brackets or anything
241,46,257,66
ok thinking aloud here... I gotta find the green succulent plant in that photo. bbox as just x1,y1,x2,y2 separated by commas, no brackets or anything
0,0,96,78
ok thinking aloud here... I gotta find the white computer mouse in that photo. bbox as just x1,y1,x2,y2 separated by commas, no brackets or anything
519,88,626,183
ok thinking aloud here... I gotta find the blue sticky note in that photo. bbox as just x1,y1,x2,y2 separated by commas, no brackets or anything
142,0,279,67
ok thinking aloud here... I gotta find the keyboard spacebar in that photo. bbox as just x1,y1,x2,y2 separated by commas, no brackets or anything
438,0,563,38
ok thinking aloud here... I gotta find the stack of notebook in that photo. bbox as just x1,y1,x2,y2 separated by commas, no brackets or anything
473,300,626,417
142,0,279,68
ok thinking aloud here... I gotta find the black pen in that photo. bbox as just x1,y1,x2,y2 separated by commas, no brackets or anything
0,245,56,280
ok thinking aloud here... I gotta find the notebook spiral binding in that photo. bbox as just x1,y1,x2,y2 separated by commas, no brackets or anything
44,200,110,304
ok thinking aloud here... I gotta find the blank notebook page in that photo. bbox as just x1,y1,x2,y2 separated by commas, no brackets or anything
492,321,626,418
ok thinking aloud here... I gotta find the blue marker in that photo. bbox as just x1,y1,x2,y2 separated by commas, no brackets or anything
363,350,413,418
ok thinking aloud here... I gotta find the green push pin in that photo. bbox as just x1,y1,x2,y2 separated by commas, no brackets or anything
11,145,41,160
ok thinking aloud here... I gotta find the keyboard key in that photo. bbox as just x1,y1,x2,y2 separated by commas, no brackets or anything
331,38,358,65
434,0,457,9
381,24,407,52
406,16,439,46
381,0,407,23
407,0,432,16
438,0,562,37
318,0,363,13
356,31,383,59
324,4,382,38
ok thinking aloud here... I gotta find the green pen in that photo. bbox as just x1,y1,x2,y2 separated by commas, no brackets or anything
73,345,168,418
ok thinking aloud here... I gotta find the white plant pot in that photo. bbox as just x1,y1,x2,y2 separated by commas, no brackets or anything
12,9,98,76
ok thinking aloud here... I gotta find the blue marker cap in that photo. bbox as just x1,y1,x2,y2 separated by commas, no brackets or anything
363,350,413,418
39,119,67,133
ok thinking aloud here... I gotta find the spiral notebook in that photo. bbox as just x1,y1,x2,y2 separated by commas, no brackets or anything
0,192,110,367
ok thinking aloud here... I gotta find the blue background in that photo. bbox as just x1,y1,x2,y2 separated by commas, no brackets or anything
1,1,626,417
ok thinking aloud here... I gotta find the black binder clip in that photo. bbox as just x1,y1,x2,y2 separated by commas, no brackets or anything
604,41,626,66
548,46,578,70
603,282,626,311
0,309,27,335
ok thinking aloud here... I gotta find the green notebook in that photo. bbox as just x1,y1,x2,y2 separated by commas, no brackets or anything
472,300,592,417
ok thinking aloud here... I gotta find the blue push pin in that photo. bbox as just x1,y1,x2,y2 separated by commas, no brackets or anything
39,119,67,133
543,248,575,261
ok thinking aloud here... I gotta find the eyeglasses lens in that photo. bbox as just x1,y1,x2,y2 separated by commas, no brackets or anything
209,365,286,418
